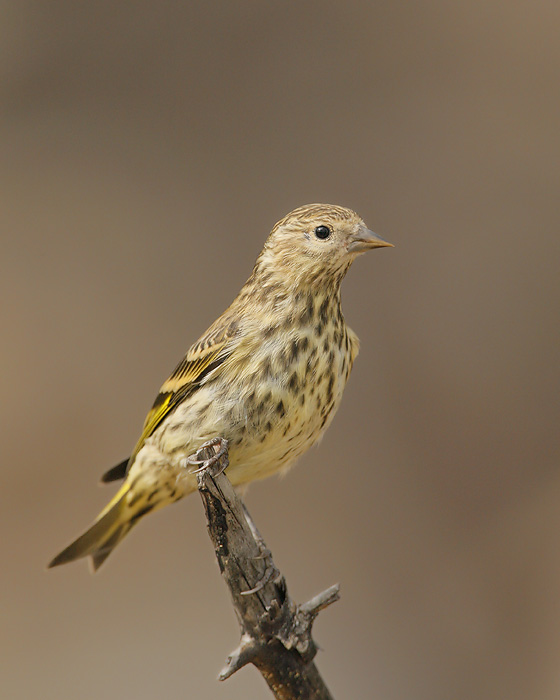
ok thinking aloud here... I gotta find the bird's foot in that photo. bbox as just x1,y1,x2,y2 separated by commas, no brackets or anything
241,542,282,595
185,437,229,476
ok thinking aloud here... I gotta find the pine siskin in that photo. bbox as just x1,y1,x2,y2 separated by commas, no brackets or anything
49,204,392,571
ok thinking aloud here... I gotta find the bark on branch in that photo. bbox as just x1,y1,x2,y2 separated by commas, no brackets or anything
191,438,339,700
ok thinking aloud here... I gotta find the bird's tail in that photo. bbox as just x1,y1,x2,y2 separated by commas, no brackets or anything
48,483,141,571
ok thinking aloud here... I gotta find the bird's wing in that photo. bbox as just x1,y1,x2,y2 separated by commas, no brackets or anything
104,319,239,481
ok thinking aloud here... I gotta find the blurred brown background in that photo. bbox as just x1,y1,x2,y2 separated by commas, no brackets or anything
2,1,560,698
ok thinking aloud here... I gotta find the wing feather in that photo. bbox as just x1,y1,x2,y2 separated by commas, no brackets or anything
124,318,239,471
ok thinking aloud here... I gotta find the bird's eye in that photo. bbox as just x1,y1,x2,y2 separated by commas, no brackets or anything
314,225,331,240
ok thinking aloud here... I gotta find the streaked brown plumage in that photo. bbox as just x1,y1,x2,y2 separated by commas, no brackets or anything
49,204,392,571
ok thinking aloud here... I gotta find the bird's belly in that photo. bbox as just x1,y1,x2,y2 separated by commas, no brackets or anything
226,412,325,486
225,359,349,486
149,332,353,490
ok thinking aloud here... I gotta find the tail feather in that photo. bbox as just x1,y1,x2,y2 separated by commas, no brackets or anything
90,524,130,571
48,484,133,571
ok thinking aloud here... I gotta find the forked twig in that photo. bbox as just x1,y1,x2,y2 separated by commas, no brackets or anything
193,438,339,699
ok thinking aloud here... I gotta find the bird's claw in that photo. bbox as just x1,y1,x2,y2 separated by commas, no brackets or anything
186,437,229,475
240,544,281,595
241,562,281,595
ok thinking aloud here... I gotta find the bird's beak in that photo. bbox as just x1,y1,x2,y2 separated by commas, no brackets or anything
348,228,394,254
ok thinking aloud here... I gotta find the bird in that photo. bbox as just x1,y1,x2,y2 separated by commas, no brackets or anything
48,203,392,571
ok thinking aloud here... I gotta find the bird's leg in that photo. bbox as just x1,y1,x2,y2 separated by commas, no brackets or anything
186,437,229,475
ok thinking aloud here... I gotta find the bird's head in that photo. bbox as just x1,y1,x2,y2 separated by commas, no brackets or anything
256,204,392,288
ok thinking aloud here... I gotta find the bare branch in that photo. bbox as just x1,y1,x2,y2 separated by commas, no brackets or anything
193,438,339,699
